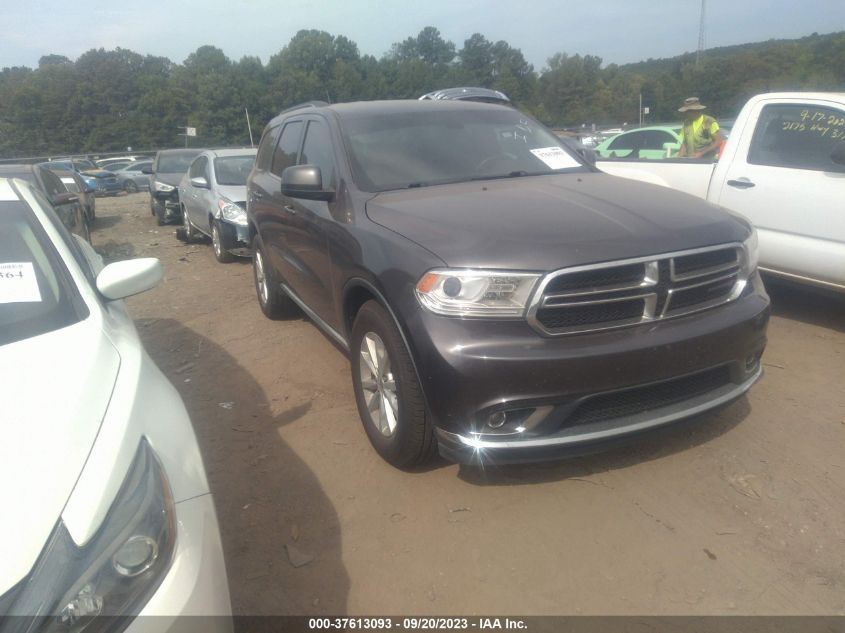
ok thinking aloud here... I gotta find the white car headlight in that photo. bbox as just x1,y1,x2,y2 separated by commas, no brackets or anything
6,440,175,622
743,227,759,274
154,181,174,193
415,269,540,318
218,199,247,226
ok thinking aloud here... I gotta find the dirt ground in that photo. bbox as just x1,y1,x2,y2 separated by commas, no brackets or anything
92,193,845,616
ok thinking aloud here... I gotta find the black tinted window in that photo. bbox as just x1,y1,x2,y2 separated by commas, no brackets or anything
256,125,281,171
748,104,845,172
271,121,303,177
300,120,335,187
39,168,66,197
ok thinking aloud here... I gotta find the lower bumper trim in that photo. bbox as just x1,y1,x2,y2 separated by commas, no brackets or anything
436,365,762,464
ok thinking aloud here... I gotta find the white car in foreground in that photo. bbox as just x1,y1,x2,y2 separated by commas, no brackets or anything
0,178,231,629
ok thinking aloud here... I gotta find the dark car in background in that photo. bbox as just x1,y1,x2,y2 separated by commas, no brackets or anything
0,164,89,241
145,149,202,225
246,100,769,469
52,168,96,222
48,159,122,197
113,160,152,193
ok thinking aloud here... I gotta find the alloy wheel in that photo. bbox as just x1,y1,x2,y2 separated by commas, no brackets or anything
212,224,222,257
358,332,398,437
254,249,269,305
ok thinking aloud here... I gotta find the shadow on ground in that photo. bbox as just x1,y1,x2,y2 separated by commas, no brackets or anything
135,318,349,619
764,275,845,333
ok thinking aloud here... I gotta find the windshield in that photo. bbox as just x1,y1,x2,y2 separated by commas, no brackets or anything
73,160,97,171
214,155,255,186
342,107,585,192
157,153,199,173
0,201,86,346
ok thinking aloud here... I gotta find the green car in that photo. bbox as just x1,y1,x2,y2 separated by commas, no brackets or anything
594,126,682,159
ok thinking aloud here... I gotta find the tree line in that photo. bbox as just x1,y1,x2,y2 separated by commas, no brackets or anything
1,28,843,157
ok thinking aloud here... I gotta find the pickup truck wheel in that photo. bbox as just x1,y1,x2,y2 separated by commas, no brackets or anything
253,236,296,319
351,300,437,469
212,220,235,263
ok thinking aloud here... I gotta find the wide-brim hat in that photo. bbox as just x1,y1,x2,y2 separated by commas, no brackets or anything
679,97,707,112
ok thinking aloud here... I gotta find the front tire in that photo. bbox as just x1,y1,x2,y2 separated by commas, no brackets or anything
212,220,235,263
181,205,196,243
350,300,437,469
155,203,167,226
252,235,296,319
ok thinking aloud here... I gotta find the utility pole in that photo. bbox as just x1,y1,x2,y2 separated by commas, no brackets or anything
696,0,706,66
245,108,254,148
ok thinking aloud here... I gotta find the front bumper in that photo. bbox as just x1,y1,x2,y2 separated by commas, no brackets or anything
405,273,770,464
216,220,251,257
152,190,181,221
129,493,232,629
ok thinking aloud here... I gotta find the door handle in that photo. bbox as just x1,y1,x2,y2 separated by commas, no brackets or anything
727,178,755,189
284,205,297,214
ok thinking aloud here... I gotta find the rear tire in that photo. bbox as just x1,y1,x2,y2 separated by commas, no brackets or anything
350,300,437,469
212,220,235,263
252,235,296,319
125,180,138,193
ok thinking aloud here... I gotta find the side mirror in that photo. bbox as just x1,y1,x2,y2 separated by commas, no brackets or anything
52,192,79,206
96,258,163,300
831,142,845,166
141,165,153,174
281,165,334,201
190,176,209,189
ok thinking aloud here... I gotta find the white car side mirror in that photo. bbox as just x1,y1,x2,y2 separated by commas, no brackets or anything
96,258,162,300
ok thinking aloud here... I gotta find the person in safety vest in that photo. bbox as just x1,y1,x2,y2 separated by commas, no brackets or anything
676,97,724,160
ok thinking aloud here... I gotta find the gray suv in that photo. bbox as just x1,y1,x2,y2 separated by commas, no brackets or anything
246,100,770,469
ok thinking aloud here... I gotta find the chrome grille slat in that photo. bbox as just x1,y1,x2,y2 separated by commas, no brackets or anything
527,243,747,336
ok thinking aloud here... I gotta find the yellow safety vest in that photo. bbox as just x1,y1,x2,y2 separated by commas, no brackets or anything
680,115,720,156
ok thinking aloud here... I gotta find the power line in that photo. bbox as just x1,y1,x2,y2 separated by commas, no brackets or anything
697,0,707,66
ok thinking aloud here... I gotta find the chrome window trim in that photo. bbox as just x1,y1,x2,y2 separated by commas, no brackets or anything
526,242,749,336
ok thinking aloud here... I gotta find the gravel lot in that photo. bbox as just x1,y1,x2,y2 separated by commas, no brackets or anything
93,193,845,616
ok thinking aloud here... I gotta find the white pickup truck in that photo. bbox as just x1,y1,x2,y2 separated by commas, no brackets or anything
598,92,845,292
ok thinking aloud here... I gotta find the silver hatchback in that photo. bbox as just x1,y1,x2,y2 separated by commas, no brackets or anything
178,148,257,262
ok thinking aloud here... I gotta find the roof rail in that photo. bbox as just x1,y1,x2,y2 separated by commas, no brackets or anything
278,101,329,115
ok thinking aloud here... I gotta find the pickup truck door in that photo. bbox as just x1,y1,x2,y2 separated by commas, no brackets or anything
713,98,845,289
280,117,339,327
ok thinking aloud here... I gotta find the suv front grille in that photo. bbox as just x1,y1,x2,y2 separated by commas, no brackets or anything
528,244,746,335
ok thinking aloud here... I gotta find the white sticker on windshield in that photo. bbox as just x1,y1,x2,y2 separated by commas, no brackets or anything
0,262,42,304
530,146,580,170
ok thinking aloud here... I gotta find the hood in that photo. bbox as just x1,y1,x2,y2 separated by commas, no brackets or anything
366,172,749,270
0,321,120,591
215,184,247,203
155,172,186,187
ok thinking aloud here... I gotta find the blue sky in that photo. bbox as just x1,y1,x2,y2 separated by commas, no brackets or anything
3,0,844,70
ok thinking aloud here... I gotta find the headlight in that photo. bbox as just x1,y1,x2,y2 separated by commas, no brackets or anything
154,181,174,193
415,269,540,317
743,227,759,274
6,439,175,628
218,198,247,226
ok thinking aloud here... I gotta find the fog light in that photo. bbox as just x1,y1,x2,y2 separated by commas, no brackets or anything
112,535,159,577
745,353,760,371
487,411,507,429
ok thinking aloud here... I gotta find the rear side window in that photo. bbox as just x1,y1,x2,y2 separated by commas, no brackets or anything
748,103,845,172
39,168,66,198
255,125,281,171
271,121,303,178
300,120,335,187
